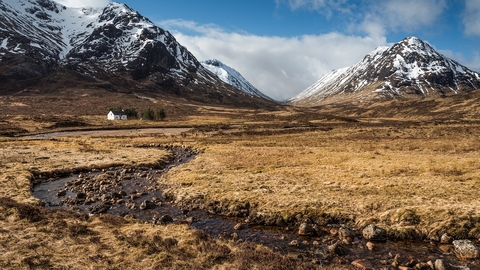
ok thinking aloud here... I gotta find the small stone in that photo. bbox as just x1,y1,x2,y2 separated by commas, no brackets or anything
234,223,245,230
158,214,173,224
362,224,387,242
312,240,320,246
351,259,373,270
139,200,149,210
338,226,355,240
289,240,299,247
453,239,479,259
439,244,454,253
414,262,431,270
56,189,66,197
434,259,449,270
366,241,375,251
398,266,414,270
441,233,453,244
298,222,314,236
185,217,196,224
328,241,347,255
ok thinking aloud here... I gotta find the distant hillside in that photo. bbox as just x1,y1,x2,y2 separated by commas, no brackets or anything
290,37,480,106
201,59,273,100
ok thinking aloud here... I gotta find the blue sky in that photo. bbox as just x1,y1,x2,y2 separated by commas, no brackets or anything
55,0,480,100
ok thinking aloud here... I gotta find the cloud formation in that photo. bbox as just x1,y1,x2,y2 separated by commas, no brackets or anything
359,0,447,36
160,20,386,101
463,0,480,36
53,0,110,8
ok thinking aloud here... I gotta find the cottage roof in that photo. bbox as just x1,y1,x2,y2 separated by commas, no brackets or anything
109,110,127,116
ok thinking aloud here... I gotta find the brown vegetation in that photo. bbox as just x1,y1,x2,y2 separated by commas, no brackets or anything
1,102,480,268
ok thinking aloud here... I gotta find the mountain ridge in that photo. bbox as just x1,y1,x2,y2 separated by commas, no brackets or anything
0,0,275,108
201,59,273,100
290,36,480,106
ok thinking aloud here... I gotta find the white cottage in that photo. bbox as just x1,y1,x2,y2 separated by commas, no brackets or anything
107,110,127,120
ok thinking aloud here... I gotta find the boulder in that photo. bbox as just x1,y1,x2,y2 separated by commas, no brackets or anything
453,239,479,260
362,224,387,242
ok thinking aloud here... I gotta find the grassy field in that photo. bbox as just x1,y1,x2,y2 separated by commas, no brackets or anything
1,106,480,269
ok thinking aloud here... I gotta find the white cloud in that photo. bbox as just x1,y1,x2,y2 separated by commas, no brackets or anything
463,0,480,36
440,49,480,72
53,0,110,8
160,20,386,101
359,0,447,36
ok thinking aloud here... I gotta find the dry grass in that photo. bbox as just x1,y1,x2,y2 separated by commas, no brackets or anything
0,126,323,269
2,108,480,268
161,121,480,240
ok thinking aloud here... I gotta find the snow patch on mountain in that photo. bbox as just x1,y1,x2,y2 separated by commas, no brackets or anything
291,37,480,105
201,59,273,100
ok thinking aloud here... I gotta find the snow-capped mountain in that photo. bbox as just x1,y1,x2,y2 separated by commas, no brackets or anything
201,59,272,100
290,37,480,106
0,0,273,105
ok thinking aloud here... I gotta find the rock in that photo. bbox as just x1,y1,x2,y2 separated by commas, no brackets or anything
158,214,173,224
185,217,196,224
328,241,347,255
398,266,414,270
234,223,245,230
89,203,111,214
366,241,375,251
439,244,454,253
441,233,454,244
56,189,66,197
351,259,373,270
362,224,387,242
298,222,314,236
415,262,431,269
434,259,450,270
338,226,355,240
453,239,479,260
139,200,154,210
288,240,299,247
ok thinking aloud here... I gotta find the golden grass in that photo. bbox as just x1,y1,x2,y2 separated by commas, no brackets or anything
161,122,480,239
0,127,323,269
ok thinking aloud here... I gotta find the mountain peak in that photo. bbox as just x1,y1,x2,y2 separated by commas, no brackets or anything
290,37,480,106
201,59,273,100
0,0,275,107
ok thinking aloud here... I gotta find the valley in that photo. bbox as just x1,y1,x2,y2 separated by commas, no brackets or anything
1,107,480,269
1,0,480,269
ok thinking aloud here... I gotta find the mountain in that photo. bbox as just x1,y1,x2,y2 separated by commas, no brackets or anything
0,0,274,109
290,37,480,106
201,59,273,100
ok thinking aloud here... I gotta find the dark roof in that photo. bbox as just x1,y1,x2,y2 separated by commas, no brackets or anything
109,110,127,115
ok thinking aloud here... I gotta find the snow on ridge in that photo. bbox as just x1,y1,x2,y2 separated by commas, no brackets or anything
201,59,273,100
292,36,480,105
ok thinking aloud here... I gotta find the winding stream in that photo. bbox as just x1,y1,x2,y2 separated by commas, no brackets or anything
31,143,479,269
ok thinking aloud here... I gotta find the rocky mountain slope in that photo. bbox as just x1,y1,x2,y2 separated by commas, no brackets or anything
201,59,273,100
0,0,274,108
290,37,480,106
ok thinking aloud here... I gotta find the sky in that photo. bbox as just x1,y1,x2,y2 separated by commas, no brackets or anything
54,0,480,101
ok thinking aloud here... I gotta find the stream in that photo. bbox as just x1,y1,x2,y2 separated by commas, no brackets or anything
31,146,479,269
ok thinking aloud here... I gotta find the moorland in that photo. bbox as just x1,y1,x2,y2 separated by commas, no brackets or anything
1,90,480,269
